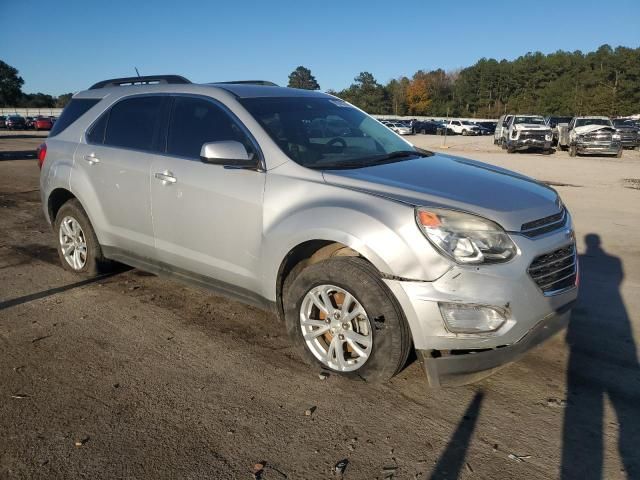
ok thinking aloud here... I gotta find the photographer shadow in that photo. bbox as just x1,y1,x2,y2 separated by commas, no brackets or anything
561,234,640,479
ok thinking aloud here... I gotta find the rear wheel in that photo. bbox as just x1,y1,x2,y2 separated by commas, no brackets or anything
283,257,411,383
54,199,111,276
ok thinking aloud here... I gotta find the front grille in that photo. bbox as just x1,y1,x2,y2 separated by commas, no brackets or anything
520,208,567,238
528,244,577,295
583,132,612,142
520,131,546,141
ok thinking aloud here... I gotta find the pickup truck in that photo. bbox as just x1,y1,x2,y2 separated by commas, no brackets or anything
557,117,622,157
544,116,573,146
446,120,481,136
503,115,553,154
612,119,640,150
494,114,513,145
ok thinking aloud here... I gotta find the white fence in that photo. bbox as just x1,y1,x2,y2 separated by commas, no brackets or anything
374,115,498,122
1,108,63,117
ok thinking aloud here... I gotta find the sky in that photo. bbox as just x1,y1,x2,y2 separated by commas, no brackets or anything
1,0,639,96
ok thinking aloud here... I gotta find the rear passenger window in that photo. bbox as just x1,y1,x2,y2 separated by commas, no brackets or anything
104,96,164,151
87,111,109,144
167,96,256,160
49,99,100,137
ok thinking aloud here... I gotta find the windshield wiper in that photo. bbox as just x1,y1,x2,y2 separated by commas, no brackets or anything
365,149,432,163
307,149,432,170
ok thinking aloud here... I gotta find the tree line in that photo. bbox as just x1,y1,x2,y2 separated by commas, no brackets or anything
290,45,640,118
3,44,638,116
0,60,72,108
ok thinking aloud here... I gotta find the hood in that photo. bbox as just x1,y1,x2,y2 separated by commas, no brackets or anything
322,154,560,231
513,124,550,131
573,124,615,135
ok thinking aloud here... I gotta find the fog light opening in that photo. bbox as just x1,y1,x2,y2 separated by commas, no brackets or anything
438,302,507,334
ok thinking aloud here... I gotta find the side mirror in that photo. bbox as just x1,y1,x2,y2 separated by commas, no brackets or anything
200,141,251,166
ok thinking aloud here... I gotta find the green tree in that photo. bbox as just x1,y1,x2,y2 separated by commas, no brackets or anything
287,66,320,90
21,92,56,108
0,60,24,107
333,72,390,114
56,93,73,108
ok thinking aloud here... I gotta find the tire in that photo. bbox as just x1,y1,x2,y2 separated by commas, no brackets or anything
507,145,515,154
283,257,411,383
54,199,111,276
616,149,623,158
461,129,467,136
542,149,552,155
569,145,577,157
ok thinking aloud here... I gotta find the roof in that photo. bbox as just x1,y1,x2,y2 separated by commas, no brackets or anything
209,83,330,99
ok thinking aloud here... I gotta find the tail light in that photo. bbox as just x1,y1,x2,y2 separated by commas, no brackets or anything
37,143,47,169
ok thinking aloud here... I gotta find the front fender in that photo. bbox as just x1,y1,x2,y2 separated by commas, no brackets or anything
260,173,452,301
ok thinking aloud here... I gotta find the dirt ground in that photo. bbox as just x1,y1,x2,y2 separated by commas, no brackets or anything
1,132,639,480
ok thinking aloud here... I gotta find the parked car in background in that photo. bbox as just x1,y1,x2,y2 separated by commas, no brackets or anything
446,120,481,136
0,116,6,129
34,116,54,131
544,116,573,146
5,115,26,130
494,114,513,145
612,118,639,150
557,117,622,157
25,116,36,129
39,75,578,387
386,122,413,135
414,120,440,134
503,115,553,154
475,121,497,135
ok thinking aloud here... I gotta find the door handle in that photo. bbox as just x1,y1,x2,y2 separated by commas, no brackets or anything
154,171,177,184
83,154,100,165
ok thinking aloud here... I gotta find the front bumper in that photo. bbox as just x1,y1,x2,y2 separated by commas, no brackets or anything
509,138,551,150
417,303,572,386
383,225,578,386
575,141,621,155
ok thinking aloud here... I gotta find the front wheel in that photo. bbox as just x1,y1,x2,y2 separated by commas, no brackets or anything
284,257,411,383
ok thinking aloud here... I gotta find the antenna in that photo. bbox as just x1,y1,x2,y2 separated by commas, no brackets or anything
135,67,141,78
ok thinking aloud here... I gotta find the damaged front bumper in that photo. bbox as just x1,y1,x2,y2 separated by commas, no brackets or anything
383,226,578,387
417,302,572,387
575,141,621,155
509,138,551,151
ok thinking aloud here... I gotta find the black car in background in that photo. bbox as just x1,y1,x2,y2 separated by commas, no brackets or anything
413,120,440,134
5,115,26,130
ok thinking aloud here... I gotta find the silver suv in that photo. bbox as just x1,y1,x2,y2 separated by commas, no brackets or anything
39,75,578,386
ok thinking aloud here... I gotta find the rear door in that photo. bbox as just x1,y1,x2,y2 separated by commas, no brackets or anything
72,95,166,259
149,95,266,292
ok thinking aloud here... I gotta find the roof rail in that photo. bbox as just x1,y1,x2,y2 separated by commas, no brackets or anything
213,80,279,87
89,75,191,90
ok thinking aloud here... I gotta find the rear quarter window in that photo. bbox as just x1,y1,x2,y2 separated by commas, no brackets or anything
49,98,100,137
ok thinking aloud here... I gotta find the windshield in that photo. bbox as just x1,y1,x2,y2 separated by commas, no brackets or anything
575,118,612,128
241,97,421,169
513,116,545,125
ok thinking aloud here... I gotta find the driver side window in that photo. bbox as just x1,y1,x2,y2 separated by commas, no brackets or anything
167,96,257,160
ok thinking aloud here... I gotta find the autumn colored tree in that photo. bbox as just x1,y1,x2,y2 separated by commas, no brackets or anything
406,72,432,115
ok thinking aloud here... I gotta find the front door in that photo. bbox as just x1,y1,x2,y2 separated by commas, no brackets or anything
150,96,266,293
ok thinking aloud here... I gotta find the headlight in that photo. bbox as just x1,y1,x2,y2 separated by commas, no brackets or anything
577,134,585,141
613,134,621,140
545,133,552,141
416,208,517,264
